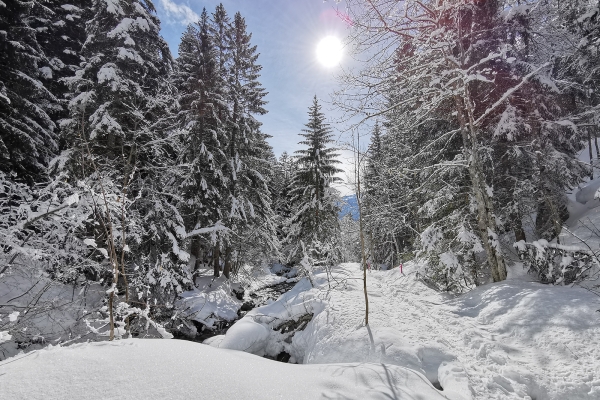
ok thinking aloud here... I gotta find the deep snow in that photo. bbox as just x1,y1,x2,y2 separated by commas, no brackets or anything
213,263,600,400
0,338,446,400
2,263,599,399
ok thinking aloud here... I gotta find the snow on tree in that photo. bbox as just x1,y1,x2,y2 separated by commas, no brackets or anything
221,11,276,278
27,0,89,136
60,0,189,338
173,6,276,278
337,0,591,288
173,10,228,277
271,151,295,244
286,96,342,264
0,0,60,183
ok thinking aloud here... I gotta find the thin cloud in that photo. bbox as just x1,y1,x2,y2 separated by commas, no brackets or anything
159,0,199,26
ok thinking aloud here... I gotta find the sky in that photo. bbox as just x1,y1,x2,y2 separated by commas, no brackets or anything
155,0,351,153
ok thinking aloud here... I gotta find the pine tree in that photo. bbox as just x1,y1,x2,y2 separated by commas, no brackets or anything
271,151,295,243
27,0,89,134
286,96,342,264
173,10,228,277
221,11,274,278
340,0,591,286
0,0,60,183
174,6,276,279
61,0,188,338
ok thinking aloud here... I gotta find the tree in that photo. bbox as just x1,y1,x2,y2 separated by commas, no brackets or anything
221,11,274,278
173,10,228,278
286,96,342,264
28,0,89,136
337,0,589,285
60,0,187,338
271,151,295,243
0,0,60,183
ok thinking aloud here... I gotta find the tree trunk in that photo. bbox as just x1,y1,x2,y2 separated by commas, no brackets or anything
594,129,600,162
355,134,369,326
588,129,594,179
213,243,220,278
514,220,526,243
223,245,232,279
190,237,201,270
456,94,507,282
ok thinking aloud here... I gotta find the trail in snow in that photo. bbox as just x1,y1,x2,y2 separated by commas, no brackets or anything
288,263,600,400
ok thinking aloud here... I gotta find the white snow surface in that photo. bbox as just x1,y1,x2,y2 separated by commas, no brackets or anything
177,275,242,328
215,263,600,400
3,263,599,399
0,339,446,400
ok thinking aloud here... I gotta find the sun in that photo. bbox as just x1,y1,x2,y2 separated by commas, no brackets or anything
316,36,343,68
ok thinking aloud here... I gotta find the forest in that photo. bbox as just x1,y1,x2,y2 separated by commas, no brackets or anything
1,1,600,400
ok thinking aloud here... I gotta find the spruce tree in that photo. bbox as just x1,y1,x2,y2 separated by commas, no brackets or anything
286,96,342,264
271,151,295,243
0,0,59,182
61,0,188,337
173,10,228,276
28,0,89,134
221,11,274,278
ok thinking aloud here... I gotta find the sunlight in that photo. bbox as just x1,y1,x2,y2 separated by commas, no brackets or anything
316,36,343,67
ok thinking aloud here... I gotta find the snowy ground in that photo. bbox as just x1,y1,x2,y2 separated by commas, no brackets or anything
214,263,600,400
0,338,446,400
2,263,599,399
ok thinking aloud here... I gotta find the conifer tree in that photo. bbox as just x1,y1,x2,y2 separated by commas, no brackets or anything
28,0,89,133
271,151,295,243
174,10,228,276
340,0,591,287
221,11,274,278
286,96,342,263
0,0,59,183
61,0,187,337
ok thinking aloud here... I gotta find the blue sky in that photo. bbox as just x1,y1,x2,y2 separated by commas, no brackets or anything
155,0,351,159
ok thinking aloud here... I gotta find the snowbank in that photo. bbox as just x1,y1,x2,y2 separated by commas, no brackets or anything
214,262,600,400
0,339,446,400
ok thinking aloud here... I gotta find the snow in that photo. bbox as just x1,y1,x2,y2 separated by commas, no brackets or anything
97,64,119,88
0,339,446,400
8,311,19,322
107,17,150,40
177,276,242,328
215,263,600,400
104,0,123,15
2,262,598,399
117,47,144,64
39,66,53,79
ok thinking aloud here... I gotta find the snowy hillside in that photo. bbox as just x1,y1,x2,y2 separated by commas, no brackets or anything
339,194,359,220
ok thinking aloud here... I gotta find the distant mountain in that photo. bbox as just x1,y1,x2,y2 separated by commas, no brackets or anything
339,194,359,220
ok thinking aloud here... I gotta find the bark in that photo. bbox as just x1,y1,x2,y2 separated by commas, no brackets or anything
355,137,369,326
190,237,201,270
588,129,594,179
514,220,526,243
595,131,600,162
455,94,507,282
213,243,220,277
223,245,232,279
